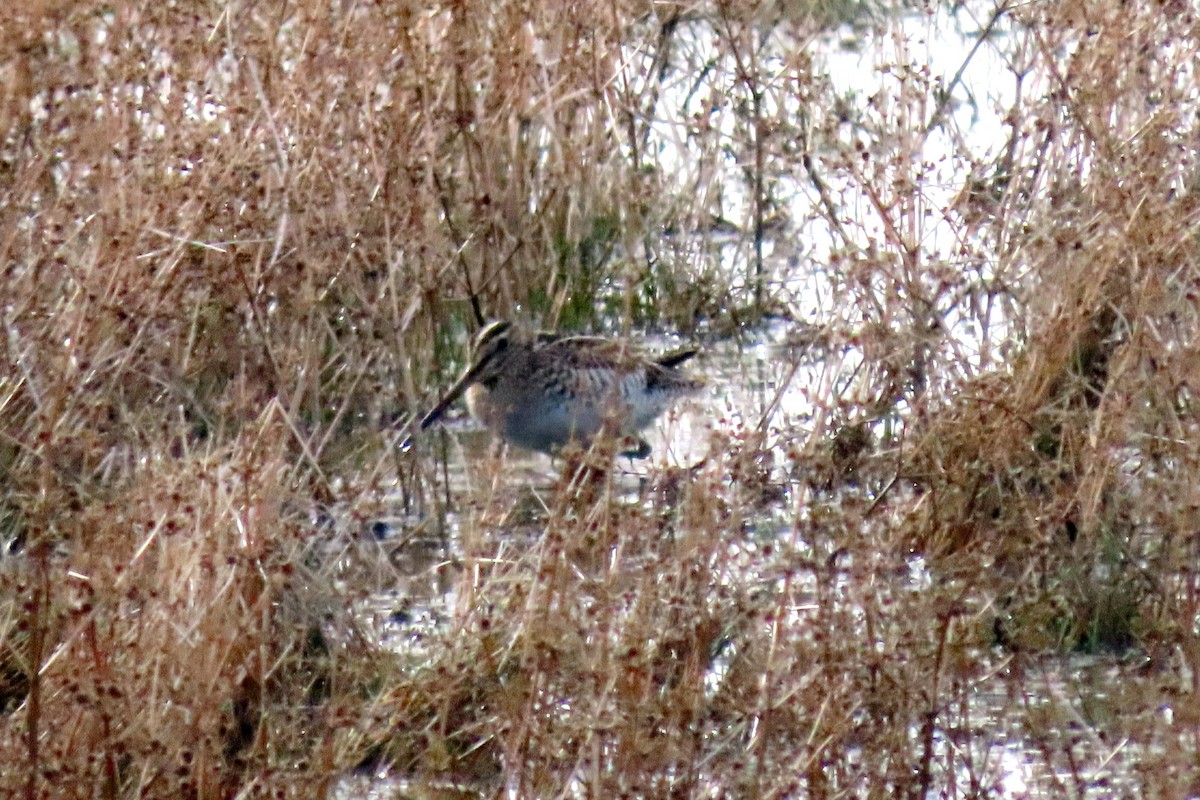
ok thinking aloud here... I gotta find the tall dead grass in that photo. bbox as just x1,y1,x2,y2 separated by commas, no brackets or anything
1,0,1199,797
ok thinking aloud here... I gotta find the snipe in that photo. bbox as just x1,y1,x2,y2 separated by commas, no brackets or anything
419,321,702,457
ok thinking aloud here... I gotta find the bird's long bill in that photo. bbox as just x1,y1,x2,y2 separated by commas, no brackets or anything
418,354,493,429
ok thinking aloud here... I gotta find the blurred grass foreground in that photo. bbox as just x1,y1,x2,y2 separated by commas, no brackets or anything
3,1,1200,797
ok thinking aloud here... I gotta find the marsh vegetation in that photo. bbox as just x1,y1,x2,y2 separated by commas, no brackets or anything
1,1,1199,797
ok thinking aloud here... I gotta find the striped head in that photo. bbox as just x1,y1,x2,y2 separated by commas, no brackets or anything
418,320,521,430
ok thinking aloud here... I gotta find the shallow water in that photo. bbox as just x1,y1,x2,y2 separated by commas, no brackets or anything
340,329,1157,799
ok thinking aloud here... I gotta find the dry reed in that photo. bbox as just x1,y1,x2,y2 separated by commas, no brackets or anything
1,0,1199,797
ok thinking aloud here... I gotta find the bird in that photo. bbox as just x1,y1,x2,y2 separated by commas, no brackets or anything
418,320,702,458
